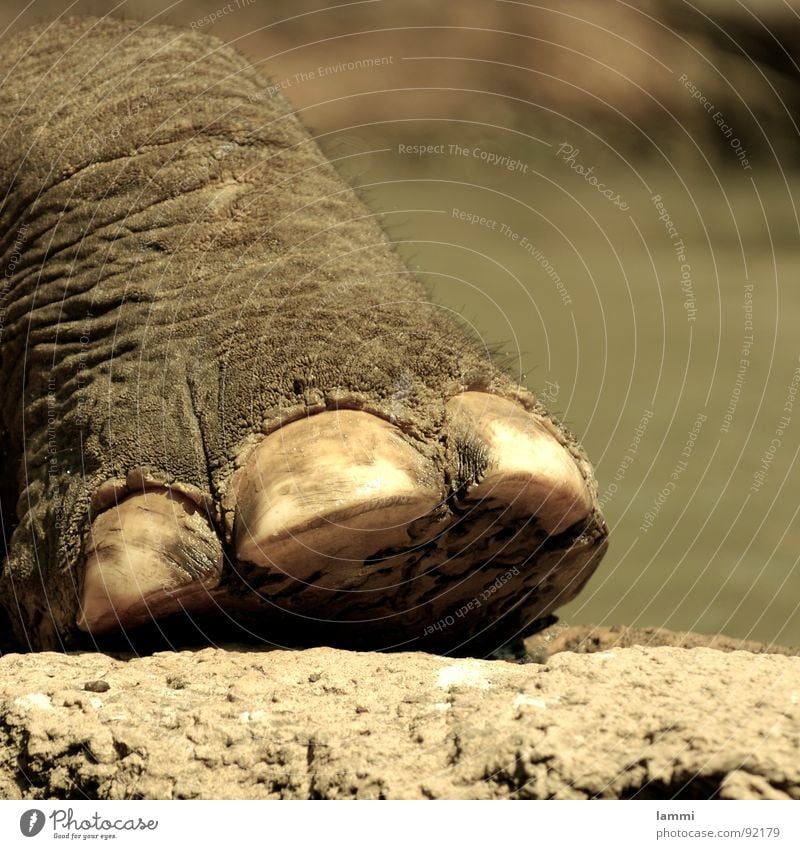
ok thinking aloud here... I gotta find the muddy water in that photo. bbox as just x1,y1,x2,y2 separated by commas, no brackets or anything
325,137,800,646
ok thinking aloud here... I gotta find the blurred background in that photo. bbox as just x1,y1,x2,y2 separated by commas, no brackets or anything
3,0,799,644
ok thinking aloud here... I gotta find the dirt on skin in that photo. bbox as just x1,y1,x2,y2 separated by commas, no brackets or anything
0,642,798,800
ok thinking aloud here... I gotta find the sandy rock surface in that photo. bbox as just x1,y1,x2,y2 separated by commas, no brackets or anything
0,645,798,800
523,623,800,661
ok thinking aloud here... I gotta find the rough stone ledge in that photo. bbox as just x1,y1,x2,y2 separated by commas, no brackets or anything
0,645,798,800
522,623,800,662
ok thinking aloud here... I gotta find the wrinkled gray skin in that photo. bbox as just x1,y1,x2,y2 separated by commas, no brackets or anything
0,17,606,652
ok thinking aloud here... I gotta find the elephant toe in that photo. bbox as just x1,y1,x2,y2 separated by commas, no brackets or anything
232,410,444,590
77,488,223,634
444,392,592,535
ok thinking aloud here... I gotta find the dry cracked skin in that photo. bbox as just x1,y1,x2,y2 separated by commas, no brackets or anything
0,17,608,654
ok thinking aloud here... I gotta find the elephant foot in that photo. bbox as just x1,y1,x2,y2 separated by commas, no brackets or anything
77,393,607,650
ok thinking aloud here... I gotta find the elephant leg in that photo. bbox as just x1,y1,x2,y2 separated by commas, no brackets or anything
0,16,608,652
